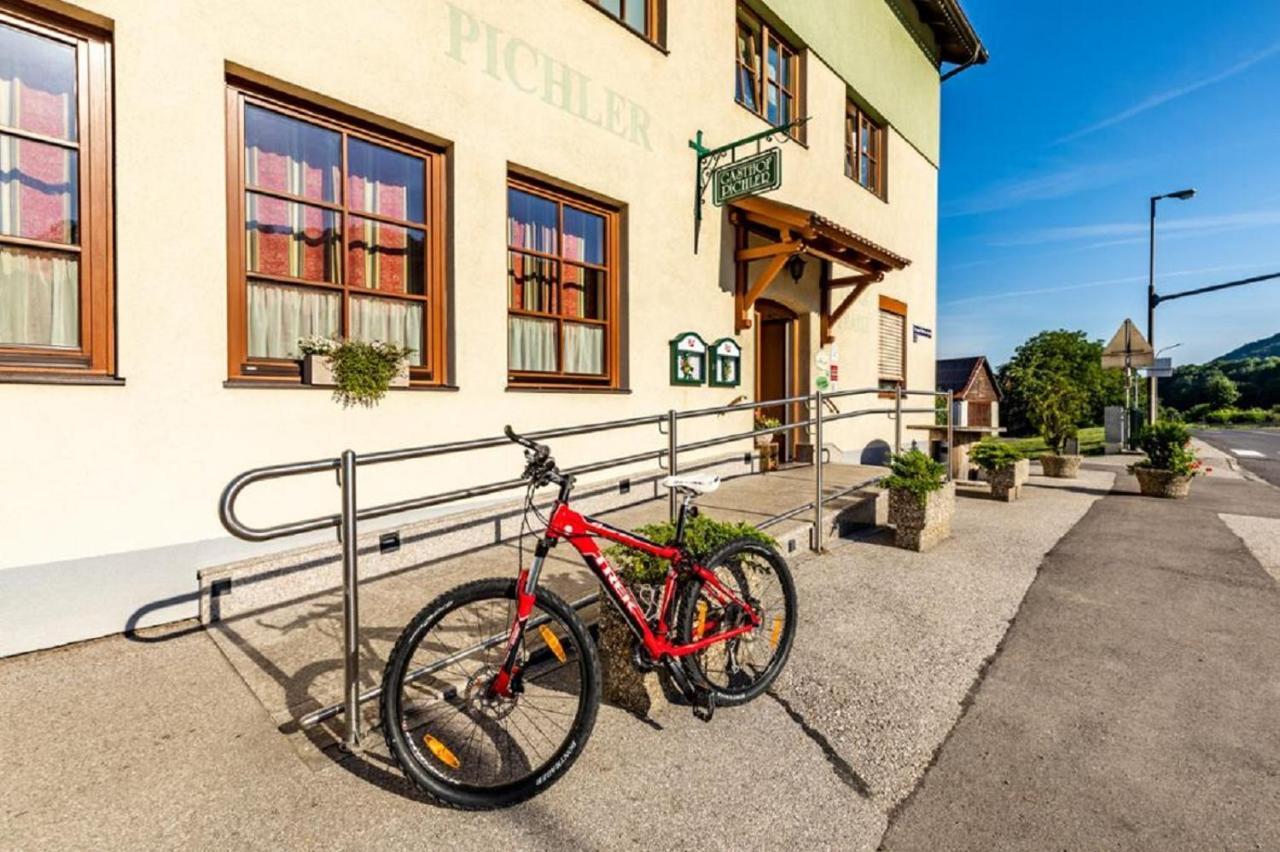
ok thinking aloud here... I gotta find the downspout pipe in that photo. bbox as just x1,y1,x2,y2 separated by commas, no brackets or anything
940,40,985,82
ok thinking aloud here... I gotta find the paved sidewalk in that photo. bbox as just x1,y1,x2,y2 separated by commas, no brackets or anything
881,465,1280,851
0,469,1112,851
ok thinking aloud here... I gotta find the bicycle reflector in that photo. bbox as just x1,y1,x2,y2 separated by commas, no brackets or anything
539,625,568,663
770,617,783,648
424,734,461,769
694,601,708,640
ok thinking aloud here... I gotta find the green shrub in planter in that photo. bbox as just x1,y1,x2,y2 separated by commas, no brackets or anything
969,440,1022,473
299,336,412,409
1131,420,1199,476
606,515,775,584
882,448,947,507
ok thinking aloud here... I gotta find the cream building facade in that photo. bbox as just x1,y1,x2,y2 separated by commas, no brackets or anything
0,0,984,654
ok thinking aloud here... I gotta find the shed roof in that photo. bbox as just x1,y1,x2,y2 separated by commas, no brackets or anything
937,356,1000,399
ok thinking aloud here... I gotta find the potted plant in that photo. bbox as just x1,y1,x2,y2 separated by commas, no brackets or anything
884,448,954,551
602,516,775,715
1029,387,1084,478
299,336,412,408
753,412,781,447
969,439,1027,502
1129,420,1207,498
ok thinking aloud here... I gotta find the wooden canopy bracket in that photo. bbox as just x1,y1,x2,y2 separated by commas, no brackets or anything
819,272,882,344
735,227,803,332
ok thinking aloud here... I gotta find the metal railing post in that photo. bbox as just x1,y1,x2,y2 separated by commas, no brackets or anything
667,409,678,521
945,391,955,481
894,385,903,453
339,449,362,750
812,389,824,552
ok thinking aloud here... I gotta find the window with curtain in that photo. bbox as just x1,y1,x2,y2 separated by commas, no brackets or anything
0,10,113,380
845,100,886,199
585,0,664,45
878,296,907,393
735,3,803,141
227,86,446,384
507,177,618,388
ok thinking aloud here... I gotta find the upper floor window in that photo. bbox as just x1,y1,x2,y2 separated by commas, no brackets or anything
735,3,803,139
225,86,447,385
507,176,619,389
585,0,665,46
846,101,886,198
0,9,113,381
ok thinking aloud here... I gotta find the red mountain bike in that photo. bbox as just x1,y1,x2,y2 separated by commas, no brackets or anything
380,426,797,809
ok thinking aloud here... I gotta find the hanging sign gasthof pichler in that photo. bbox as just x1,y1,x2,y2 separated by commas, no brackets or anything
669,332,708,386
712,149,781,206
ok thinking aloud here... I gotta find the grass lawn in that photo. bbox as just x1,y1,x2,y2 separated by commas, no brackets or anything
999,425,1106,458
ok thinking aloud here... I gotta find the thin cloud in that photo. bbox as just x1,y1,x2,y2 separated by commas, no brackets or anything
989,209,1280,248
942,161,1134,218
941,263,1272,308
1055,41,1280,143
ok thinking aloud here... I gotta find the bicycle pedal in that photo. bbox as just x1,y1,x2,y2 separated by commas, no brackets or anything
691,688,716,723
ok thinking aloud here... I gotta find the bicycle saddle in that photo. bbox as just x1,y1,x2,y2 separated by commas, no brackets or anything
660,473,721,495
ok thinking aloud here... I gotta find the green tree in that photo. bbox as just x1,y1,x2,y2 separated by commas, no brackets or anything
997,330,1121,437
1205,369,1240,408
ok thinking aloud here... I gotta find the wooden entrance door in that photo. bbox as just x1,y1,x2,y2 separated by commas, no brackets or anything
755,299,798,461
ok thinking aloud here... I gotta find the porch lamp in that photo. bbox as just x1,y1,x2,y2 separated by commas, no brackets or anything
787,254,807,283
1147,188,1196,424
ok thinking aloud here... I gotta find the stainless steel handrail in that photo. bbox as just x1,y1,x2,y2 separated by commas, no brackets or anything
218,385,955,749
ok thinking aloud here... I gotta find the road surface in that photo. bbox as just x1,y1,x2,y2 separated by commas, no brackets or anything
883,466,1280,851
1196,428,1280,487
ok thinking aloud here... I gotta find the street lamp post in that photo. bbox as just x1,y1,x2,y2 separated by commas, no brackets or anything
1148,188,1196,424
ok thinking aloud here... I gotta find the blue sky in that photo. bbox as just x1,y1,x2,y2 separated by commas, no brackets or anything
937,1,1280,367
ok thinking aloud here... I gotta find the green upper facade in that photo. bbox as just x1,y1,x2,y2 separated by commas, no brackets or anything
763,0,984,166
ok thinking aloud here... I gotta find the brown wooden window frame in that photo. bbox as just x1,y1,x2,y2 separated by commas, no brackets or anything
878,294,907,397
224,84,448,387
506,175,621,391
845,99,886,199
583,0,666,48
734,3,804,142
0,7,114,383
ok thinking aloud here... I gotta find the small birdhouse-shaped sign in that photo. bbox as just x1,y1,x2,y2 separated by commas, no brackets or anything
709,337,742,387
669,332,708,386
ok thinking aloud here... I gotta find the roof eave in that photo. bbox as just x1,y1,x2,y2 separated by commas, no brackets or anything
910,0,988,68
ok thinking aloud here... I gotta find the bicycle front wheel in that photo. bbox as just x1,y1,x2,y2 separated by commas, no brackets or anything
380,578,599,809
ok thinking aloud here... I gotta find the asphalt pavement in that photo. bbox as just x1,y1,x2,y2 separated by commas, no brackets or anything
881,465,1280,851
1196,428,1280,487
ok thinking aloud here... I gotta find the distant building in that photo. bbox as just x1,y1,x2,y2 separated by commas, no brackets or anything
937,356,1001,428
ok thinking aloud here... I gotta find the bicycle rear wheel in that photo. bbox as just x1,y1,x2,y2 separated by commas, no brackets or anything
675,538,796,706
380,578,599,809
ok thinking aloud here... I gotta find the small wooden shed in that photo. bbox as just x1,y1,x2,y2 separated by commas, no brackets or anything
937,356,1001,428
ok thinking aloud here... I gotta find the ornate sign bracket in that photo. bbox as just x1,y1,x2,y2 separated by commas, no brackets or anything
688,116,810,253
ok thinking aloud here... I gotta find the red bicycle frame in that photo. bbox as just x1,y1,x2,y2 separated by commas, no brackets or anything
490,499,761,696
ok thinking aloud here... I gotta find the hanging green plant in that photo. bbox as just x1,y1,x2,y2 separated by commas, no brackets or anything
298,336,412,408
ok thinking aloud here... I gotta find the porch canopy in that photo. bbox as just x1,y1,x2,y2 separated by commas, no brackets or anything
728,196,911,339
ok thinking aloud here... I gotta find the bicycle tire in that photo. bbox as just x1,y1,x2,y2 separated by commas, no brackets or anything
380,578,600,809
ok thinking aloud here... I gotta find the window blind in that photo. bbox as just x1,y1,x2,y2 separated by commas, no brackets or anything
878,309,905,381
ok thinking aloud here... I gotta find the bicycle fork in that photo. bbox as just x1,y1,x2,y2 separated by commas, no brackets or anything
490,538,551,698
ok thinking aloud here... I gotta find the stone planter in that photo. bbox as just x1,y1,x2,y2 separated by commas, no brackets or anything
301,354,409,388
597,586,669,716
1013,457,1031,487
755,432,775,448
887,481,955,552
988,466,1020,502
1040,454,1082,479
1134,466,1193,499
